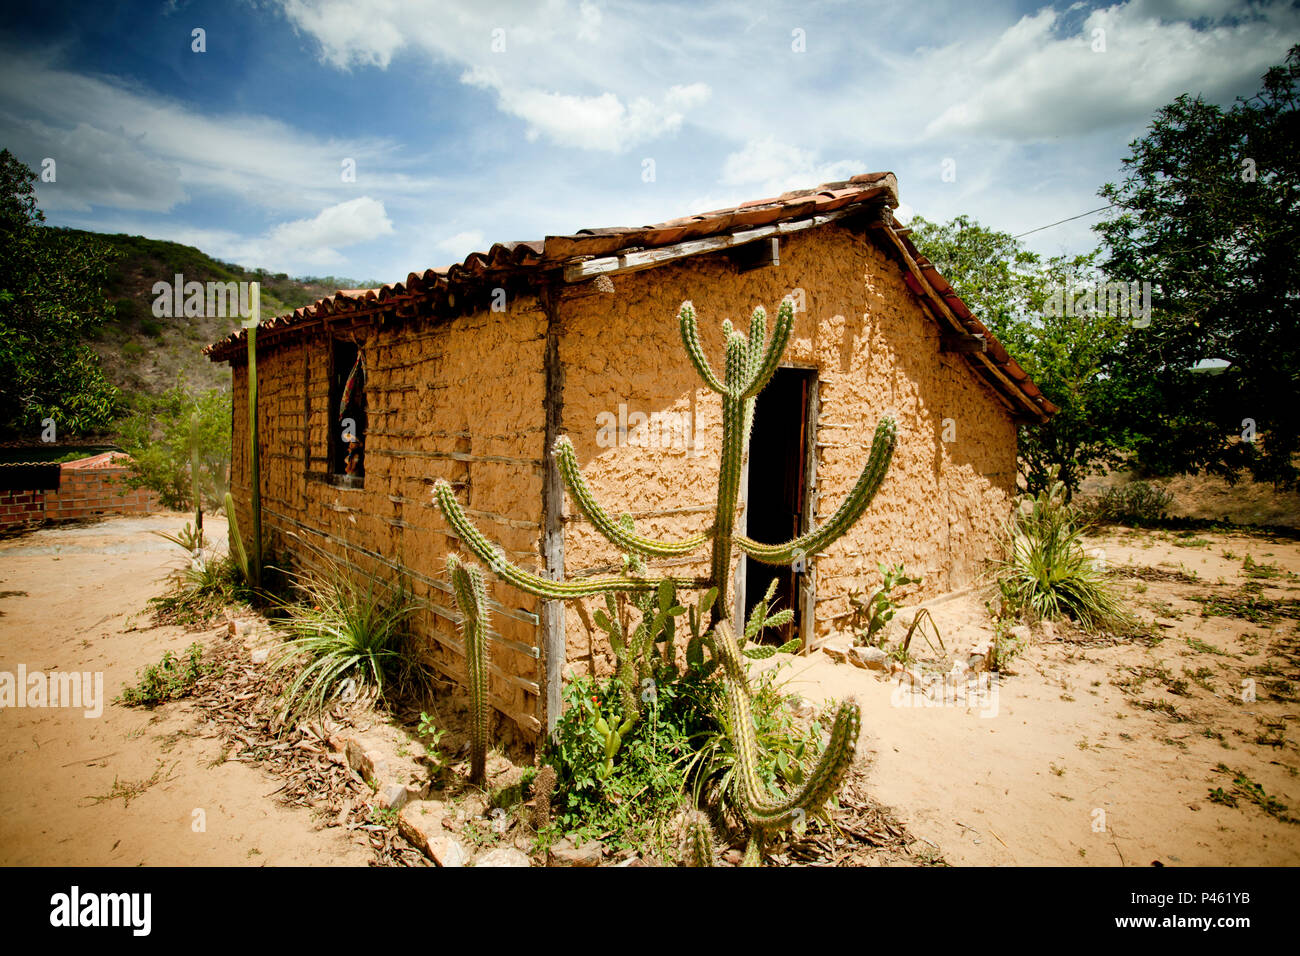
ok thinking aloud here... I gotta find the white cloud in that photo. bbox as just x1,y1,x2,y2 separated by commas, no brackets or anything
920,2,1300,143
278,0,713,152
0,51,429,216
720,137,865,194
462,69,710,151
432,229,486,258
577,1,602,43
267,196,394,250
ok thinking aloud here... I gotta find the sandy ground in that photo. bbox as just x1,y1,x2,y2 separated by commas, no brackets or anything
0,513,371,866
785,525,1300,866
2,513,1298,866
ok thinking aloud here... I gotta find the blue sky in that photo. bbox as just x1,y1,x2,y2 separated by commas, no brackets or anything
1,0,1295,284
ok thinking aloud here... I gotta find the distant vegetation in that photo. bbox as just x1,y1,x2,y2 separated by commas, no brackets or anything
0,147,381,509
86,229,379,403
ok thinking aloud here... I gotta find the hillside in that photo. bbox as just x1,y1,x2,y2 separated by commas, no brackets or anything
76,229,377,402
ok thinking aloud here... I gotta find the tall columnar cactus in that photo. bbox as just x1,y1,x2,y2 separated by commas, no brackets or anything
447,554,491,784
683,811,716,867
433,294,897,851
190,411,204,543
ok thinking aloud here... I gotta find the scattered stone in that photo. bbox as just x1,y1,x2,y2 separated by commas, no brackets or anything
474,847,531,867
1009,625,1032,644
437,838,469,868
848,646,888,671
343,738,387,783
1040,621,1057,640
249,647,270,664
1155,618,1178,629
549,836,604,867
822,642,850,664
378,783,409,812
228,618,255,638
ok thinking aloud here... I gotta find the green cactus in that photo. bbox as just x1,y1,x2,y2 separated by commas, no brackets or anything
431,294,895,859
683,811,716,867
447,554,491,784
434,295,896,617
224,492,251,586
714,619,861,832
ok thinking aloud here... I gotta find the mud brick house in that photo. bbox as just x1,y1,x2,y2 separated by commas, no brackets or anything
205,173,1055,737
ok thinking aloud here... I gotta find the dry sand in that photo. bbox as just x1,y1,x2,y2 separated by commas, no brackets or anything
2,513,1297,866
0,513,371,866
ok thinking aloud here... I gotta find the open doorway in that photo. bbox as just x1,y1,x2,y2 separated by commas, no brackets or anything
741,366,816,645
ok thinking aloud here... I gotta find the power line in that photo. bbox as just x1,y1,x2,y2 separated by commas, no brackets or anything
1012,205,1115,239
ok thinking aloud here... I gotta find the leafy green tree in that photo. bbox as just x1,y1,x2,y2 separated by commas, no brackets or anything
1096,46,1300,488
910,217,1130,496
118,384,231,511
908,214,1041,330
0,149,120,438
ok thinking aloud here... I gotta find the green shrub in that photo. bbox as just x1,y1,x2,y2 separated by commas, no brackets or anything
269,557,430,725
117,384,230,511
1086,481,1174,526
848,561,922,647
118,643,211,707
546,671,701,855
998,481,1131,632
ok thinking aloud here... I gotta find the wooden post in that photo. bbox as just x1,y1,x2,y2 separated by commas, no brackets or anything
540,287,566,739
244,282,263,589
799,376,820,654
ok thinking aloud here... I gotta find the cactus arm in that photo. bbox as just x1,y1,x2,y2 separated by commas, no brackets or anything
744,306,768,383
714,619,861,831
735,416,897,565
707,337,750,614
678,301,727,395
738,298,796,400
224,491,251,585
553,437,711,557
434,480,694,598
447,554,490,784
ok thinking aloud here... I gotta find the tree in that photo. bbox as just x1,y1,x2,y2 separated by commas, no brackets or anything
909,217,1130,496
908,214,1041,330
1096,46,1300,488
0,149,120,438
117,384,231,511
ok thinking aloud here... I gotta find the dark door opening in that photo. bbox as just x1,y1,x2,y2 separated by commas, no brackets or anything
742,366,815,645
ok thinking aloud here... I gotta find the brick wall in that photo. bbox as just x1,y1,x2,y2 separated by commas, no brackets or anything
44,463,158,522
0,453,159,532
0,490,46,532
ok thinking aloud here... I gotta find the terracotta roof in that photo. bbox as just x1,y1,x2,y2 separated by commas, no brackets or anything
204,172,1055,421
59,451,134,470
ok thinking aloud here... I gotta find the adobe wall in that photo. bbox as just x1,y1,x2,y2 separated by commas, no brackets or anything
556,222,1017,669
227,297,549,736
